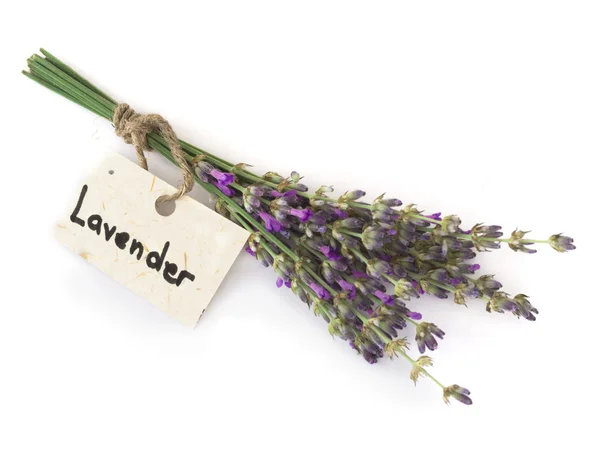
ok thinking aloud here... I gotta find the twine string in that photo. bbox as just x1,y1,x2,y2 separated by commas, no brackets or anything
113,103,193,203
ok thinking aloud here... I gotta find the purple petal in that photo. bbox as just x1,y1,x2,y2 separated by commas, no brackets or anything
271,189,297,198
259,211,284,233
276,277,284,288
333,208,349,219
406,311,422,320
309,282,331,300
352,271,368,279
212,181,235,197
319,245,342,261
290,208,313,222
210,169,235,186
337,279,356,298
374,290,394,305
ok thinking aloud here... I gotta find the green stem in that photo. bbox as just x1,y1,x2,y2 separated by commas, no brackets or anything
410,214,442,225
337,228,363,238
395,347,445,390
228,210,255,234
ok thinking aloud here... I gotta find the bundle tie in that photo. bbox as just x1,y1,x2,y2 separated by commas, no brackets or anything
113,103,194,203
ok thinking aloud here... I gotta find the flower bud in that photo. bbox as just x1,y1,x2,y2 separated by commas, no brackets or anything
415,322,445,353
441,215,461,234
475,275,502,297
485,291,518,315
247,184,266,196
339,190,366,202
263,171,284,182
514,294,539,321
508,229,537,254
366,258,391,279
394,278,420,300
443,384,473,405
549,233,576,252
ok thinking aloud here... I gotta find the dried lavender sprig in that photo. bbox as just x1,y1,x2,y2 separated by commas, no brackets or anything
411,215,576,254
361,309,472,405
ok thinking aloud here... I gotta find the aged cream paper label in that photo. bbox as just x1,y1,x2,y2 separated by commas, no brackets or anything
55,153,250,327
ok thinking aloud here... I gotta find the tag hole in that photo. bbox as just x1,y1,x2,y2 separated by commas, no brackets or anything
108,170,114,175
155,198,176,217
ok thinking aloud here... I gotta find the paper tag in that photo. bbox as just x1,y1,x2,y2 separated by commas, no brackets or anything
55,153,250,327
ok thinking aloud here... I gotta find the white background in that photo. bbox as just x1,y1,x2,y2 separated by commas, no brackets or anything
1,2,598,449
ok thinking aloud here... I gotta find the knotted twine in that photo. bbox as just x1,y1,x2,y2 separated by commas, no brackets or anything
112,104,194,203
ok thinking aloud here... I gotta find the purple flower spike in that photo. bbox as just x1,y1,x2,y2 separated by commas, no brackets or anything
427,212,442,221
284,280,292,288
470,264,481,272
276,277,284,288
259,211,284,232
407,311,422,320
449,278,462,287
374,290,394,305
209,168,235,186
290,208,313,222
309,282,331,300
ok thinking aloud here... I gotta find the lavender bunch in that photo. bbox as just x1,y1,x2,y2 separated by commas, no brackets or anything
203,166,573,405
23,49,575,406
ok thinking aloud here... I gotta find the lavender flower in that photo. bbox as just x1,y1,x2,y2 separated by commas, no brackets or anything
443,385,473,405
415,322,445,354
212,181,235,197
210,168,234,186
549,234,576,252
259,211,284,233
309,282,331,300
441,215,461,234
290,208,313,222
508,229,537,254
406,311,423,320
319,245,342,261
337,279,356,298
374,290,394,305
